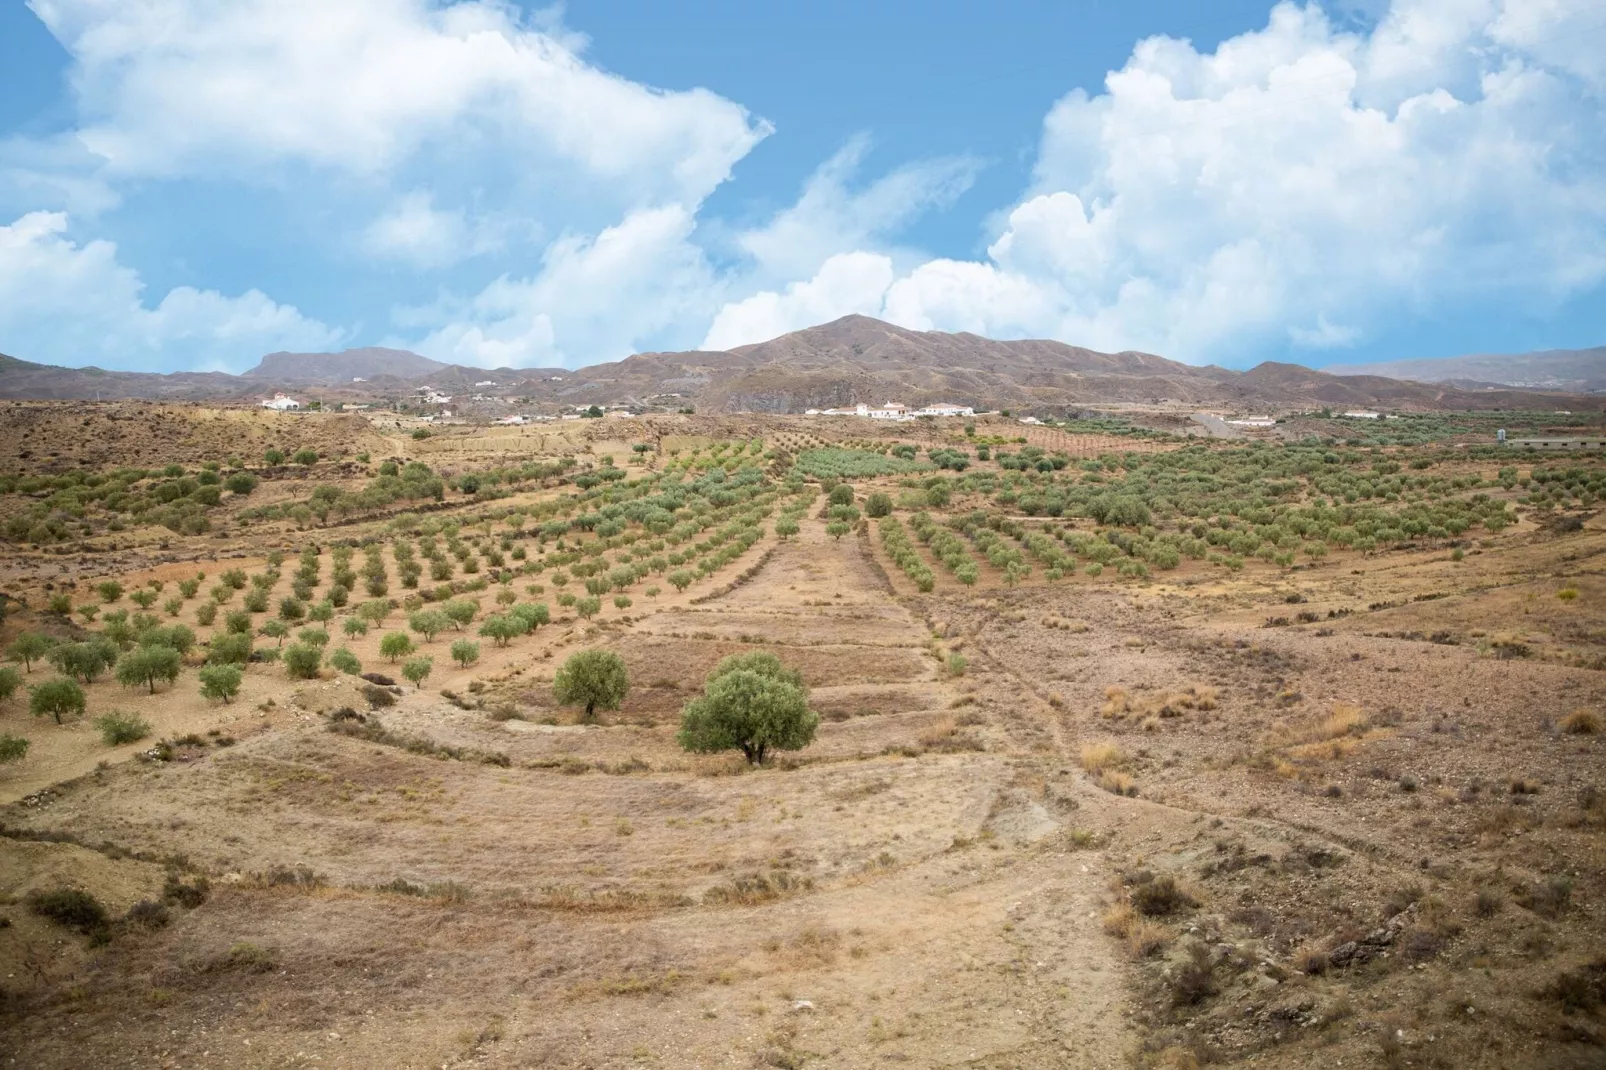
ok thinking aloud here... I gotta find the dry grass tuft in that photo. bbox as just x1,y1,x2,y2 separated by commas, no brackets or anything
1101,902,1172,958
1561,709,1601,735
1096,770,1137,797
1080,742,1127,772
1101,683,1217,721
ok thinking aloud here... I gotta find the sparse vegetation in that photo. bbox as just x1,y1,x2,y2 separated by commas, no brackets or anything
0,406,1599,1067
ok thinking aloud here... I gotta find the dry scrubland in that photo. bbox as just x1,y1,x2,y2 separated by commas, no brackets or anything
0,404,1602,1069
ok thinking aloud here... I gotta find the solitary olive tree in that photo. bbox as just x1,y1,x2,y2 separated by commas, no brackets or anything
676,652,818,766
553,649,629,723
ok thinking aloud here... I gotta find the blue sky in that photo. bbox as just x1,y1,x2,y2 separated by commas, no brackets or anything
0,0,1602,373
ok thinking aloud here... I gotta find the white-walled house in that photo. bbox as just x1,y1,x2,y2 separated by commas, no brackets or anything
914,403,974,417
260,394,301,411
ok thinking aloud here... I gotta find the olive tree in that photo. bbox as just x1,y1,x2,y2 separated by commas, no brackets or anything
408,609,449,642
478,615,522,647
49,639,117,684
402,655,434,687
198,663,243,703
676,652,818,766
9,632,55,672
380,632,414,662
552,649,629,723
115,646,182,694
30,678,86,724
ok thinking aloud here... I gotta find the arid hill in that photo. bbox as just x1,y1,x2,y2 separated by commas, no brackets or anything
245,347,451,384
1,316,1596,412
1324,345,1606,393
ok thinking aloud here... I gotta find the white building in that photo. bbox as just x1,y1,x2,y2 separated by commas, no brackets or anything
1341,410,1382,419
260,394,301,411
415,387,453,405
914,403,974,417
1227,415,1277,427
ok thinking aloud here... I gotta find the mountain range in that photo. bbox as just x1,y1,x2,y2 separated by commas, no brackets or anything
1322,347,1605,393
0,316,1597,412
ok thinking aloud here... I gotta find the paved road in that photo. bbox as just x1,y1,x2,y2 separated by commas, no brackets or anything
1189,412,1243,439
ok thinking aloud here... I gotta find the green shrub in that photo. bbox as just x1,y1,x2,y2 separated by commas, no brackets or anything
283,643,322,679
95,711,152,745
450,640,480,668
28,888,108,935
207,631,253,665
0,733,29,763
327,647,362,675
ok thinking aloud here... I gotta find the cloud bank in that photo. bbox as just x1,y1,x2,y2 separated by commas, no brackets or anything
713,0,1606,362
2,0,1603,371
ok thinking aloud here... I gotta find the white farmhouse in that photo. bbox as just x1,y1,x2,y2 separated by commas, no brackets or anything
1341,410,1382,419
914,403,974,417
260,394,301,411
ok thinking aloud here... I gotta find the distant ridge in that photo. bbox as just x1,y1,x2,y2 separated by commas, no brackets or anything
1323,346,1606,393
245,347,451,383
0,317,1598,411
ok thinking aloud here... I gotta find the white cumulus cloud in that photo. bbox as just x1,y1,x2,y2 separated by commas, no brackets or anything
0,211,341,370
702,252,897,351
32,0,768,210
712,0,1606,363
403,205,718,368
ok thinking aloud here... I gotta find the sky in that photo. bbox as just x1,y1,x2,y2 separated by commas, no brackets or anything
0,0,1602,374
